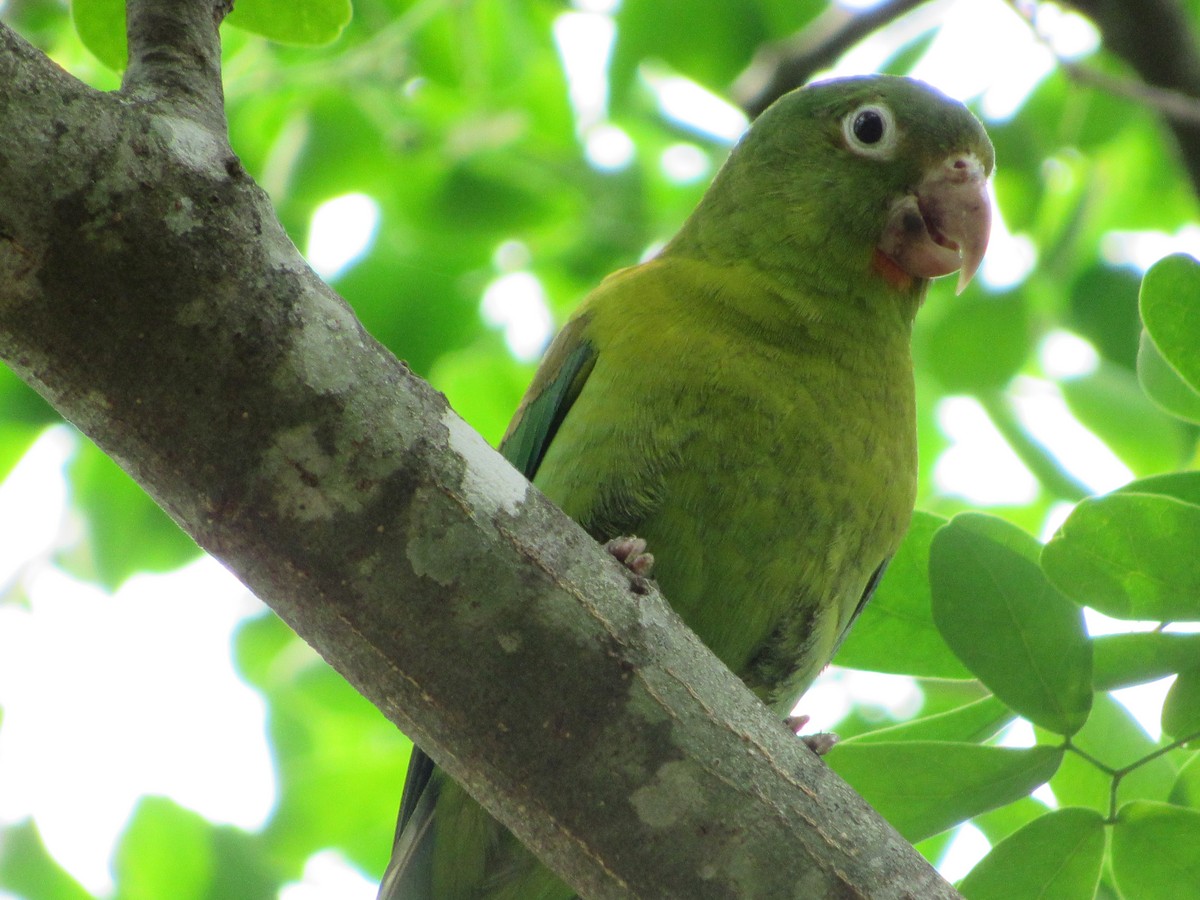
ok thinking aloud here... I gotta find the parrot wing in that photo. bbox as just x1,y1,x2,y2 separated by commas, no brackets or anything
499,313,597,481
837,558,890,654
380,317,600,900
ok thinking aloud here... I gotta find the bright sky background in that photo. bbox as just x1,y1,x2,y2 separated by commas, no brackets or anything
3,1,1197,896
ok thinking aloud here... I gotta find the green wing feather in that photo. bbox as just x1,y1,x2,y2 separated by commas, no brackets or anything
499,314,597,480
379,321,598,900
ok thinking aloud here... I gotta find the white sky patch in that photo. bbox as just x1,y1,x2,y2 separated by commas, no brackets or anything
822,0,1097,122
306,193,380,280
640,65,748,144
1039,330,1100,380
1080,613,1178,745
585,122,636,171
493,239,532,272
934,396,1039,505
1031,782,1059,808
1101,226,1200,272
820,1,944,80
0,559,272,894
480,270,554,361
279,849,379,900
996,725,1058,812
554,11,615,131
661,142,711,184
1083,607,1161,638
937,823,991,882
1039,499,1076,543
910,1,1047,109
1011,376,1134,494
998,717,1036,749
0,426,71,588
1028,2,1103,59
1112,677,1174,742
800,668,923,733
555,9,634,172
571,0,621,19
981,195,1038,291
983,721,1063,816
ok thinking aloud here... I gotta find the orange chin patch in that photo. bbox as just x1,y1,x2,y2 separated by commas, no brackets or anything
872,248,915,291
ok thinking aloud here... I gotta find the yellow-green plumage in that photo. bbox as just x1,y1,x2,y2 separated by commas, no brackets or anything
530,255,918,710
379,74,993,899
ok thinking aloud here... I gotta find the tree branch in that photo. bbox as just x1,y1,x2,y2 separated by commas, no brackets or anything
122,0,230,129
733,0,932,118
1060,0,1200,196
0,5,958,897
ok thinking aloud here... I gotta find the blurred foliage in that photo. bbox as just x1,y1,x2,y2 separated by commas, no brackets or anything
3,1,1200,898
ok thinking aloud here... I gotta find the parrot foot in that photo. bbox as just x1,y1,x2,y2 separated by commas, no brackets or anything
604,536,655,578
785,715,839,756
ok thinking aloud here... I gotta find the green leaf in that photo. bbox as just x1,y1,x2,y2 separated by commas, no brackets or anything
72,0,126,70
611,0,811,102
71,0,352,70
1040,693,1176,812
111,798,278,899
0,819,91,900
968,795,1059,851
1140,253,1200,392
428,342,535,448
114,797,213,900
848,695,1014,745
1117,470,1200,506
930,514,1093,735
1042,492,1200,621
1061,362,1186,474
826,741,1063,842
835,511,972,679
1137,330,1200,423
1170,752,1200,809
958,807,1105,900
205,827,280,900
235,614,410,873
1068,263,1142,370
0,365,60,481
1163,667,1200,741
62,439,200,589
226,0,352,45
1093,632,1200,690
1112,801,1200,900
920,292,1031,393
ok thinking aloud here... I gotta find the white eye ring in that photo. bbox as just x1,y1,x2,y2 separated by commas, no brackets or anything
842,103,898,158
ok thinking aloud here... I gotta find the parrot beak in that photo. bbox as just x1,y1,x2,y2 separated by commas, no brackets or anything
878,152,992,295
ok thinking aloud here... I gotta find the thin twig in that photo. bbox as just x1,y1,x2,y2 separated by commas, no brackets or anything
1061,61,1200,126
1031,0,1200,199
733,0,933,118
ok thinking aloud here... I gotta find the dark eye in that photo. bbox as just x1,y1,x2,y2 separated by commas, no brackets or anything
842,103,898,158
853,110,885,144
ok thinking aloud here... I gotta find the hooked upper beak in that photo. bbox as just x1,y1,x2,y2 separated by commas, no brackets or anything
878,152,992,295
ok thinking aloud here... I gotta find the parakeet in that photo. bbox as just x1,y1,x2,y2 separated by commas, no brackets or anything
378,74,993,899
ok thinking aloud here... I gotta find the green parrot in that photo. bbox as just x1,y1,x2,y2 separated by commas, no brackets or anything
378,74,993,899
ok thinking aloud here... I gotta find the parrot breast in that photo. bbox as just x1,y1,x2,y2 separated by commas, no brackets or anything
532,256,918,713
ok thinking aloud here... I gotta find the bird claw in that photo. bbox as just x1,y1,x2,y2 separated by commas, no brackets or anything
785,714,838,756
604,535,655,577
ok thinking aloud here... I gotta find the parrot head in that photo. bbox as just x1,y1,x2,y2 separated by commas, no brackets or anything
679,74,994,301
